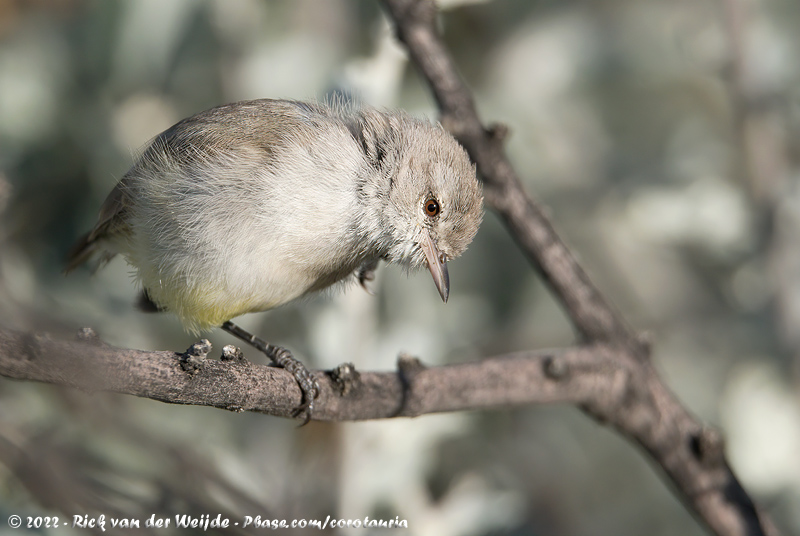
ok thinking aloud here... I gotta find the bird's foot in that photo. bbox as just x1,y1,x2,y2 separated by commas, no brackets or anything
356,259,379,295
269,346,320,425
220,321,319,423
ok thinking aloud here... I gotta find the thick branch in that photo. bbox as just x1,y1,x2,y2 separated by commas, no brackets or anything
0,326,619,420
0,326,774,536
0,2,777,536
380,1,777,535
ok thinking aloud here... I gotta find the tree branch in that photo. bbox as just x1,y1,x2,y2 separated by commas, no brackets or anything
0,2,780,535
380,1,778,535
381,0,635,346
0,326,622,420
0,324,776,536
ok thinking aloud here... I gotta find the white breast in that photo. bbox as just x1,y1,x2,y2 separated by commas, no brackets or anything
122,126,374,330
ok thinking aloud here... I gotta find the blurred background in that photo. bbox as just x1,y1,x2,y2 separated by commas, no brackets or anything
1,0,799,534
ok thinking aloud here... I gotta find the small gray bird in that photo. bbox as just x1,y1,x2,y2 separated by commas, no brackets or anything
67,99,483,418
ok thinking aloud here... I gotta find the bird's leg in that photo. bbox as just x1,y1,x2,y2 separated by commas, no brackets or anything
221,321,319,423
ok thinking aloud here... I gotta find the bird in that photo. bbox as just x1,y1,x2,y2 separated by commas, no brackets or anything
67,98,483,420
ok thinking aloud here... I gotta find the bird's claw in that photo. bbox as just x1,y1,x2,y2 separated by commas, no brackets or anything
272,347,320,425
356,260,379,295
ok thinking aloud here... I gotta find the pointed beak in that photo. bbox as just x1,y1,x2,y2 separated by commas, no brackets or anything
420,230,450,303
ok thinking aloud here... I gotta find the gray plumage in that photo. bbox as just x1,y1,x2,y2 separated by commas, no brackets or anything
68,99,483,333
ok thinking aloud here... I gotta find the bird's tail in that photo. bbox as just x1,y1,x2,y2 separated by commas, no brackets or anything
64,180,130,274
64,231,117,274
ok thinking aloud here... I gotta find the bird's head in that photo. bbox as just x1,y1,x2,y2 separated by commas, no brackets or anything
376,119,483,302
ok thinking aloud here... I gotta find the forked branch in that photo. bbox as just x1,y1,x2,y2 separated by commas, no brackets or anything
0,1,779,535
380,1,777,535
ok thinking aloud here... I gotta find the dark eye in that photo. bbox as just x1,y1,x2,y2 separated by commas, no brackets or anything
424,198,440,217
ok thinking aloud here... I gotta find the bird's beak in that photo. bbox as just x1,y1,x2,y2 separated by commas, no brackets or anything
420,230,450,303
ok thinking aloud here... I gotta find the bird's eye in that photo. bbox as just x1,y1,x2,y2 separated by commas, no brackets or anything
424,198,440,217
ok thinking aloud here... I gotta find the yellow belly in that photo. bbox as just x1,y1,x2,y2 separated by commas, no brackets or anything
147,284,275,334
